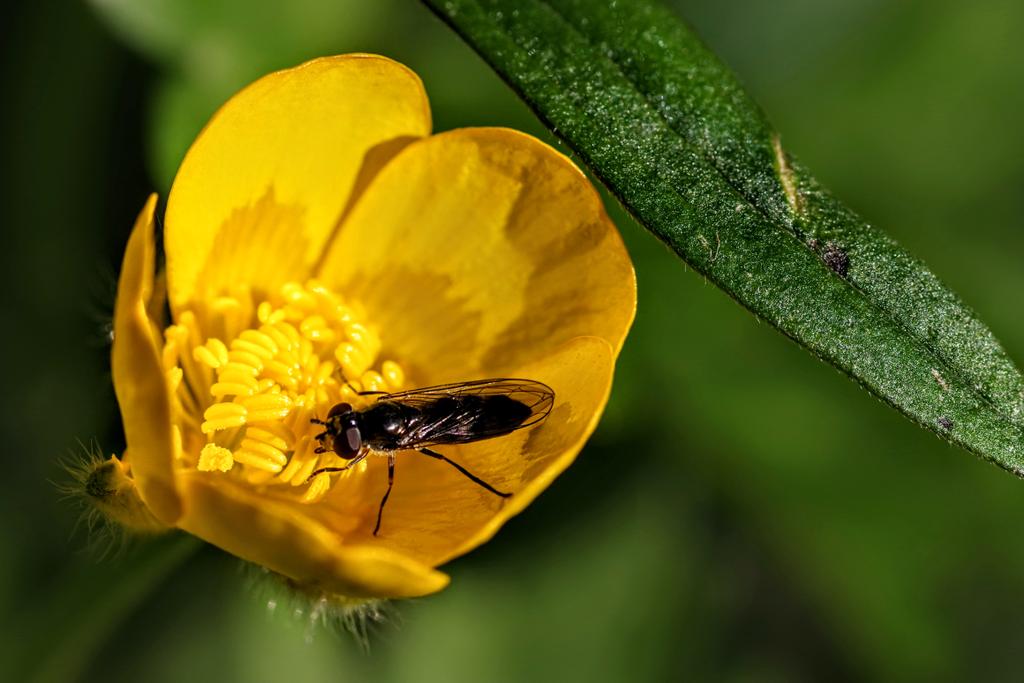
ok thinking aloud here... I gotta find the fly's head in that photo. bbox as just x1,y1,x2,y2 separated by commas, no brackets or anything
312,402,363,458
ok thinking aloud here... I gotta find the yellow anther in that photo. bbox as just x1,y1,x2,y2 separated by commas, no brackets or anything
276,436,312,484
293,455,320,485
232,449,284,473
201,403,247,433
299,315,333,342
335,342,369,378
198,444,235,472
329,305,353,325
296,338,315,367
240,393,292,422
313,360,335,383
194,347,220,369
301,472,332,503
227,349,264,372
166,366,183,393
254,378,276,393
281,282,315,308
257,300,274,324
314,386,333,406
218,365,257,381
381,360,404,389
222,360,260,378
277,459,303,484
262,323,293,352
237,437,288,466
344,322,371,346
194,338,229,369
339,383,359,403
231,339,273,362
263,358,297,384
209,338,229,362
246,425,291,451
208,381,254,402
272,321,301,346
360,371,386,393
239,329,278,355
210,382,257,398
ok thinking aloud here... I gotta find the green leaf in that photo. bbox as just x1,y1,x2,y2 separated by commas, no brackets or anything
424,0,1024,470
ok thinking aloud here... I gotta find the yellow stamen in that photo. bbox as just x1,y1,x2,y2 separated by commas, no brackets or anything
202,403,247,433
335,342,369,379
302,472,332,503
360,371,386,393
193,340,226,369
228,348,265,370
243,329,278,354
232,449,284,473
198,444,235,472
381,360,404,390
161,279,407,501
239,392,292,422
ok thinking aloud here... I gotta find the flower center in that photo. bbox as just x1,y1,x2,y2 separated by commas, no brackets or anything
160,279,406,503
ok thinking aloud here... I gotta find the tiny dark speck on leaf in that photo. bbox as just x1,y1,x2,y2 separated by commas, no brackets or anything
938,416,954,431
822,242,850,277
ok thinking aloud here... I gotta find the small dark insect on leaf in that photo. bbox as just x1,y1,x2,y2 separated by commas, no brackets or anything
938,416,954,431
308,378,555,536
822,242,850,277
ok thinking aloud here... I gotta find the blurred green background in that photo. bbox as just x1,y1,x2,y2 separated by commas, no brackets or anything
3,1,1023,681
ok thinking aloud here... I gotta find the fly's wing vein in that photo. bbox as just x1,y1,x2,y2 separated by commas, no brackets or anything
381,378,555,448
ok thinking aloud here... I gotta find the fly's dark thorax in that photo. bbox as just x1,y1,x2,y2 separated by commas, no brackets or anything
359,401,423,451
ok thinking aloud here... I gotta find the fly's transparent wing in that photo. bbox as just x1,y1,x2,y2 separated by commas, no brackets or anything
380,378,555,447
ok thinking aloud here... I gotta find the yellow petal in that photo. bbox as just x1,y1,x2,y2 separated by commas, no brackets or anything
165,54,432,310
317,128,636,383
176,473,449,599
112,195,182,523
313,336,615,567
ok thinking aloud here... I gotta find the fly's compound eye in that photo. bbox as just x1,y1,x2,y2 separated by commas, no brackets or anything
334,424,362,459
327,402,352,420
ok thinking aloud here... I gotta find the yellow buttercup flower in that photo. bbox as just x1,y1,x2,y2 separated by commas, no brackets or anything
111,54,635,599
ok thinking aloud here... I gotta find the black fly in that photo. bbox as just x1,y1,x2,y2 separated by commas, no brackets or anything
309,378,555,536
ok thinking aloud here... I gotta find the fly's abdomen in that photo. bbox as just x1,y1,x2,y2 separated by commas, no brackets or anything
361,383,550,451
424,394,534,444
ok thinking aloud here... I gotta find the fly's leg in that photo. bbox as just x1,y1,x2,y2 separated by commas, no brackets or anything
336,370,390,398
373,453,396,537
308,450,369,480
418,448,512,498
